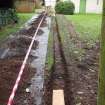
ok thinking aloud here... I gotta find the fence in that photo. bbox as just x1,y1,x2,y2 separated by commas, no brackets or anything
15,0,36,13
0,9,18,27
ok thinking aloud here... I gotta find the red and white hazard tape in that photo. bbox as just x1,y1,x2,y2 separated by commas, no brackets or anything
7,13,46,105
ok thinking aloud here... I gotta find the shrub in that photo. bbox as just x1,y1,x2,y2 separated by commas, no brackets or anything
55,1,75,15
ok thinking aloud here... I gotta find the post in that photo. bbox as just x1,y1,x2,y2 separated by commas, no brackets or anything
97,0,105,105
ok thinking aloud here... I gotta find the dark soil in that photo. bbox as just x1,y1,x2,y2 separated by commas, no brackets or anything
44,18,74,105
63,23,99,105
0,12,46,105
7,37,39,50
18,27,44,36
70,41,99,105
15,13,46,37
31,19,47,28
64,15,99,104
30,14,47,28
0,57,35,105
44,16,99,105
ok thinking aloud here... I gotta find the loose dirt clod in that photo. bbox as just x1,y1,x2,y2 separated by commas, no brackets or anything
18,27,44,36
45,16,99,105
7,37,39,50
0,57,35,105
0,12,47,105
44,18,74,105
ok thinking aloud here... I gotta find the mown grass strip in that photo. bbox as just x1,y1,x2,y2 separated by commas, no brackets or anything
45,17,54,72
66,14,102,43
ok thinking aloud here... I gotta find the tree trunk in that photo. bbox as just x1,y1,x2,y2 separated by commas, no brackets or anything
97,0,105,105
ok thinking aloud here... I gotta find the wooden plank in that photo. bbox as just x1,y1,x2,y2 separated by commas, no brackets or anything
53,90,65,105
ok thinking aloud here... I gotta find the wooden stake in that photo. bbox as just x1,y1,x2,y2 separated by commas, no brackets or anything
53,90,65,105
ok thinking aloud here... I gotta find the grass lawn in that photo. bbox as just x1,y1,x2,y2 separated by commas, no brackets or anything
46,18,54,72
46,32,54,71
66,14,102,43
0,13,34,40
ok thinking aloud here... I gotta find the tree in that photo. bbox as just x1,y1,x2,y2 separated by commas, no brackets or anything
97,0,105,105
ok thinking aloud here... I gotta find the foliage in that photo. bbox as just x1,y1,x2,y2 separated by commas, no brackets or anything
0,8,19,30
55,1,75,15
8,8,19,23
0,13,34,40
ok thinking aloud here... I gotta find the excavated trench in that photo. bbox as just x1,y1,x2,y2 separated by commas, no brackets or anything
44,18,74,105
44,15,99,105
0,12,48,105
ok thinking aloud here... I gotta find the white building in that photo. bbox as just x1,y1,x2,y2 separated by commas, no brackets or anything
63,0,103,13
45,0,56,7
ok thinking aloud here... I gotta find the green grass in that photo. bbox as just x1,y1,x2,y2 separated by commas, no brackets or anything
0,13,34,40
66,14,102,43
46,33,54,71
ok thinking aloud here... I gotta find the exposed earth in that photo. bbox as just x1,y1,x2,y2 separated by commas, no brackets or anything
0,14,99,105
0,13,47,105
44,15,99,105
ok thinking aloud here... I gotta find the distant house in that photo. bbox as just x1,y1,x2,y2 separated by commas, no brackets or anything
63,0,103,13
15,0,42,13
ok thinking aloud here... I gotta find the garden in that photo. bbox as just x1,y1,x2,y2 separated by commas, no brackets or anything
0,0,105,105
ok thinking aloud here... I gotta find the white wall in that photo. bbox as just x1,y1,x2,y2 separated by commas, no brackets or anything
96,0,103,13
45,0,56,7
71,0,80,13
62,0,103,13
86,0,103,13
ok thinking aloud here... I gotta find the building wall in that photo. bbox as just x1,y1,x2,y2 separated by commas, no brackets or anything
15,0,35,13
97,0,103,13
64,0,103,13
78,0,103,13
86,0,103,13
45,0,56,7
71,0,80,13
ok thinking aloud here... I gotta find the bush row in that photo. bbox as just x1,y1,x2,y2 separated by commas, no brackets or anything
55,1,75,15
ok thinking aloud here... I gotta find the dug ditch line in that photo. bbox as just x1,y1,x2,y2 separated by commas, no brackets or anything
0,13,46,105
0,57,35,105
44,18,74,105
56,15,99,105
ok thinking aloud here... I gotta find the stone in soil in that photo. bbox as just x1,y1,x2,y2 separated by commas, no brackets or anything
0,57,35,105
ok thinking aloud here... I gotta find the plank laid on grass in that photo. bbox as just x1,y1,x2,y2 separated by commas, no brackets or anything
53,90,65,105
